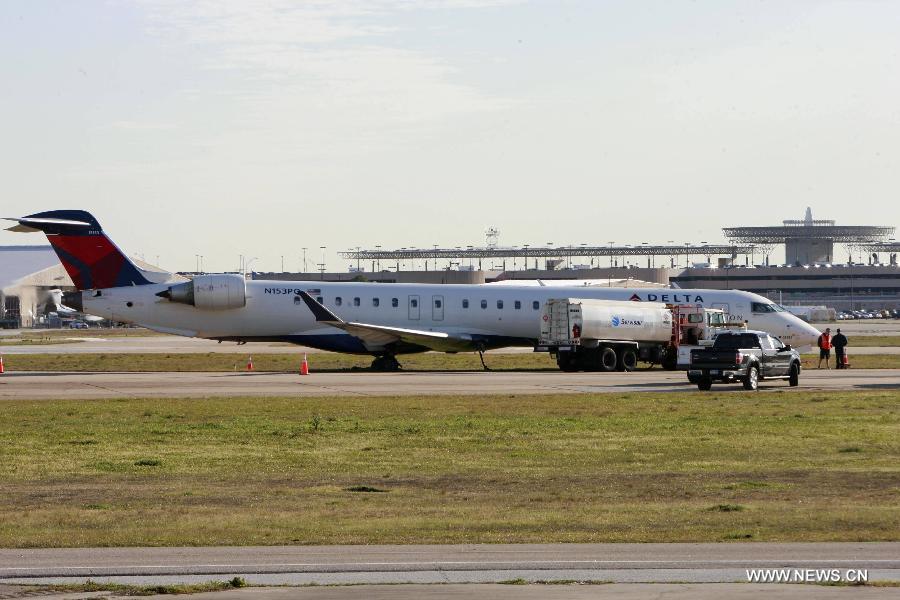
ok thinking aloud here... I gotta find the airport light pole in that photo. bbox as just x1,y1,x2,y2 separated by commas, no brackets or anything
320,246,326,279
302,247,308,273
244,257,258,280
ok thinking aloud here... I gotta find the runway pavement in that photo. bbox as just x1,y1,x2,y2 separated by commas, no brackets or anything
1,368,898,399
1,543,898,586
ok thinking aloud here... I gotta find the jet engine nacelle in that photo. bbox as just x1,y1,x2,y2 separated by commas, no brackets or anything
157,274,246,310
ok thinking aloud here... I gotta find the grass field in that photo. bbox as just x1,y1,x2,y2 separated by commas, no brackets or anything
0,391,897,547
841,335,900,347
2,351,898,372
0,328,162,345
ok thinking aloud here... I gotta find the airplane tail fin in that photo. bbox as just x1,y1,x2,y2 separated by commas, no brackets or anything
4,210,154,290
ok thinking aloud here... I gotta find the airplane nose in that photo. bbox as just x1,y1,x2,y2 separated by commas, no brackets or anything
801,322,822,347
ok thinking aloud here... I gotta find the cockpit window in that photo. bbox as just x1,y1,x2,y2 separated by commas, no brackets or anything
751,302,776,313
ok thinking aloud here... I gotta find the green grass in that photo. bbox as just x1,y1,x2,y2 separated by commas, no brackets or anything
0,391,897,547
798,354,899,369
3,351,899,372
0,338,86,346
39,577,248,595
843,335,900,348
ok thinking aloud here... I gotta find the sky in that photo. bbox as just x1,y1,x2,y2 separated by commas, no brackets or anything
1,0,899,272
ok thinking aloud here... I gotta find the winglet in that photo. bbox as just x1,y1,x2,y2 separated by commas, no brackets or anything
297,291,343,323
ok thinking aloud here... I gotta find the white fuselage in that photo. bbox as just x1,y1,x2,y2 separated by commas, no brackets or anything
79,281,821,353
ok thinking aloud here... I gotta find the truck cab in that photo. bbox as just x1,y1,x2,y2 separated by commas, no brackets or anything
672,305,745,370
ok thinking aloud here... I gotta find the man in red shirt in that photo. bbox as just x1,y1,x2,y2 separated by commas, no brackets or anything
817,327,832,369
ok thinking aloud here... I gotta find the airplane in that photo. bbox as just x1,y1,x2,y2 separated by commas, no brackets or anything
4,210,822,370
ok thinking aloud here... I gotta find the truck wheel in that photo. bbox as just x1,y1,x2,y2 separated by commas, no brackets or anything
556,353,579,372
661,348,678,370
618,349,638,372
599,347,617,372
743,365,759,391
697,378,712,391
788,363,799,387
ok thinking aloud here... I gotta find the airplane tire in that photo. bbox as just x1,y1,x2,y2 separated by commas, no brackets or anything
599,347,618,372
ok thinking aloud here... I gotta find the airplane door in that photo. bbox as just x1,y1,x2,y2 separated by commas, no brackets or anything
432,295,444,321
712,302,734,323
408,295,420,320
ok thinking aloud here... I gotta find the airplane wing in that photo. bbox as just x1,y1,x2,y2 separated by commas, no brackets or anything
296,291,475,352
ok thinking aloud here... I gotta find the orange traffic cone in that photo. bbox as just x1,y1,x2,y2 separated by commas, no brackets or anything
300,353,309,375
0,355,4,375
247,355,254,371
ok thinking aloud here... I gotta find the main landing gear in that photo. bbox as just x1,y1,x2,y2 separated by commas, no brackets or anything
370,354,402,371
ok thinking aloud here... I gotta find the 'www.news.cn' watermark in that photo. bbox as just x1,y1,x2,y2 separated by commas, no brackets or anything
747,568,868,584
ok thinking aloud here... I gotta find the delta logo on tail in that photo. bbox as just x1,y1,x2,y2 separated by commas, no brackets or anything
629,294,641,301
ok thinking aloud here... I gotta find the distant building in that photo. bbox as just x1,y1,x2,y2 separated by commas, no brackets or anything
0,245,73,327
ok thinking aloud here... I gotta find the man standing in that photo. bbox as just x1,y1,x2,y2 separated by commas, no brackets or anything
817,327,832,369
832,328,848,369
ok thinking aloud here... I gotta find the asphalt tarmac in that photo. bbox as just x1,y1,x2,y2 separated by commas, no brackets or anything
1,368,898,399
1,543,897,586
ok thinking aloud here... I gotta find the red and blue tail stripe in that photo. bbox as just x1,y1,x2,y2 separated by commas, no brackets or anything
11,210,151,291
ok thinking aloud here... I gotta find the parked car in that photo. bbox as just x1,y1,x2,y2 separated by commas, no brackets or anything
69,321,88,329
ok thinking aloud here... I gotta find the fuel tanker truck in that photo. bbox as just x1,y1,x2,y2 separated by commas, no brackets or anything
537,298,735,372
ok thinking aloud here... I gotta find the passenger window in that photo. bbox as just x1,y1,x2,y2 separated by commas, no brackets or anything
435,299,442,308
335,297,342,306
391,298,398,308
316,296,323,304
497,300,504,309
771,336,784,349
372,298,380,307
462,299,469,309
480,300,488,309
532,301,540,310
759,336,774,350
514,300,521,310
411,299,418,308
353,297,360,307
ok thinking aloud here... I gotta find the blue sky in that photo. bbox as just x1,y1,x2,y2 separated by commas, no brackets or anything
2,1,898,271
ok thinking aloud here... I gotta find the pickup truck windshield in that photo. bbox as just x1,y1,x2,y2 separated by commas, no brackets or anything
712,333,761,349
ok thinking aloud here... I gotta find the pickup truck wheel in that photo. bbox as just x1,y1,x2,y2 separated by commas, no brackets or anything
743,365,759,391
697,378,712,391
788,363,800,387
618,349,638,372
599,347,617,372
